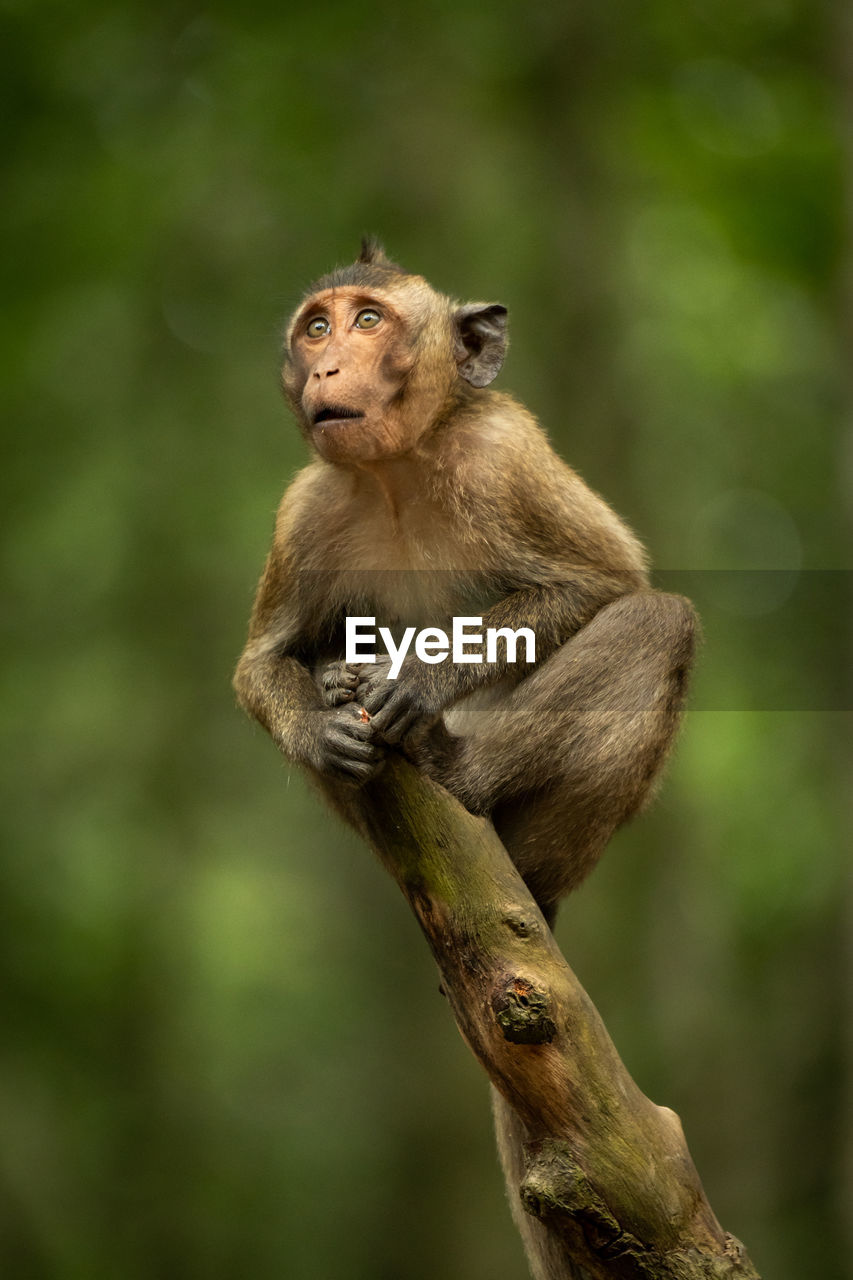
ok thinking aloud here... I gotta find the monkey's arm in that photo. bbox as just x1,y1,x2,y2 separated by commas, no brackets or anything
362,442,650,742
233,551,383,782
359,569,642,744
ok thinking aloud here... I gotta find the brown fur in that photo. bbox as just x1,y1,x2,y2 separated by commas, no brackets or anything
236,244,694,915
234,244,696,1276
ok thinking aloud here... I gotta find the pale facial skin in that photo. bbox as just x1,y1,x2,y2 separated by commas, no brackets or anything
288,289,417,464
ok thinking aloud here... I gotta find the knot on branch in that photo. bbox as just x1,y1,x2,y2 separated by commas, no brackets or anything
667,1240,762,1280
521,1144,761,1279
521,1140,640,1264
501,908,542,940
493,977,556,1045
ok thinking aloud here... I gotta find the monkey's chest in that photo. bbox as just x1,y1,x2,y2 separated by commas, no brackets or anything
322,502,495,628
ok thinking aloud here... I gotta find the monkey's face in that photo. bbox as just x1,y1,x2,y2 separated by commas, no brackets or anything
282,263,508,466
284,287,436,465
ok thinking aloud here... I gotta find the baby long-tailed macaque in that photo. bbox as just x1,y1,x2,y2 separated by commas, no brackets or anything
234,239,696,1279
235,237,695,920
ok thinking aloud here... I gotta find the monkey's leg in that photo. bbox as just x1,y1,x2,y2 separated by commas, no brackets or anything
434,591,696,911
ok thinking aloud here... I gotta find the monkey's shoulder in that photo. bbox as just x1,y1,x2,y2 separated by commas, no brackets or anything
447,394,647,567
448,393,586,501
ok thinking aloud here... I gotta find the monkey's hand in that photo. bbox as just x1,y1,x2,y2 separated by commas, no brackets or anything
357,658,444,746
309,703,385,783
318,661,362,707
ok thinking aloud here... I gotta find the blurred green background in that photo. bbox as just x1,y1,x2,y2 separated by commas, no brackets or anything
1,1,851,1277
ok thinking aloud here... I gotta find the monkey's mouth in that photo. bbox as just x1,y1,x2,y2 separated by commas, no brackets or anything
312,406,365,427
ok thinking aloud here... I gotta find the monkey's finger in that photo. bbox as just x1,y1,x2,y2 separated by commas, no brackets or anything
325,729,377,759
363,696,399,730
332,756,386,783
323,677,358,695
361,683,397,716
326,749,386,780
335,709,379,738
327,707,380,739
321,688,356,707
320,664,360,693
371,703,419,744
358,671,386,693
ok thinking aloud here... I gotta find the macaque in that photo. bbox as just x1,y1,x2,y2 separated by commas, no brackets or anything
234,240,696,1279
234,238,695,923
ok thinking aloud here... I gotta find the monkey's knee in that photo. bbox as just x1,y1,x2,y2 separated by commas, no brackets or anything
649,592,698,721
586,590,697,719
598,589,696,662
654,591,699,679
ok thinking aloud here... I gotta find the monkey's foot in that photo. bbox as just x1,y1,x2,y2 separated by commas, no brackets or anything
318,661,362,707
402,716,463,785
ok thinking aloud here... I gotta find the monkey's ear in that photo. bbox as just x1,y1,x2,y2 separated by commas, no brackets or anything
453,303,508,388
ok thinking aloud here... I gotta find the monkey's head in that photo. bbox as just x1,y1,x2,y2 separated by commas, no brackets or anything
282,238,508,465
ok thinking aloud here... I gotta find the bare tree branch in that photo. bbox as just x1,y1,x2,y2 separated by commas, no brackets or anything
355,756,761,1279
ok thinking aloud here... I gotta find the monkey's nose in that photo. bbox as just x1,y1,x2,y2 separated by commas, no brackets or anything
313,367,340,379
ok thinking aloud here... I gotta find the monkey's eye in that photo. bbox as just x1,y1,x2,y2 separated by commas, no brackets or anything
354,308,381,329
306,316,331,338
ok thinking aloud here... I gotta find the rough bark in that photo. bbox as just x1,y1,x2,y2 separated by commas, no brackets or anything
355,756,760,1280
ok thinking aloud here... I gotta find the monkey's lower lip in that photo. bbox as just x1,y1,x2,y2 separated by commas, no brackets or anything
312,407,365,427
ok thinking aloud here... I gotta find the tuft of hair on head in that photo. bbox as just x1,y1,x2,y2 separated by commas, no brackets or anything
305,237,408,298
358,234,387,265
357,235,404,272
